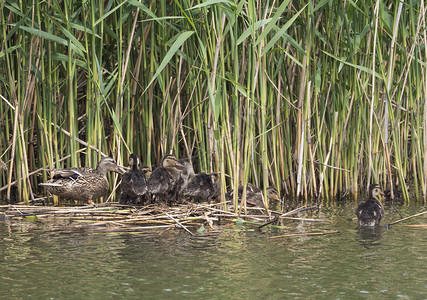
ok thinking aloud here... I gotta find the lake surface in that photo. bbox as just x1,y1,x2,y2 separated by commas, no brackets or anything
0,201,426,299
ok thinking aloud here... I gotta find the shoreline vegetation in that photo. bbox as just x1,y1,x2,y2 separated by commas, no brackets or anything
1,1,427,204
1,203,425,235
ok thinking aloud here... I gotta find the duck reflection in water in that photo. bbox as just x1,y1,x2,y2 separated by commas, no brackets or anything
356,225,386,249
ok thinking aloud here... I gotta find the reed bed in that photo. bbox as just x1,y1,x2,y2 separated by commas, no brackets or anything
0,202,324,234
1,0,427,205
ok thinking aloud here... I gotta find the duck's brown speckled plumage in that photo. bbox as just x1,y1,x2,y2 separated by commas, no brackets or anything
356,184,385,226
146,155,184,204
226,184,282,211
178,159,195,195
184,173,220,203
40,157,125,202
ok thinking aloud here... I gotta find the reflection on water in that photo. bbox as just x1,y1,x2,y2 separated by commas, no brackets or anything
0,203,426,299
356,226,384,248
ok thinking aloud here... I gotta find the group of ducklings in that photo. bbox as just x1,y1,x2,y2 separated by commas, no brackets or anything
39,155,399,225
119,154,203,205
118,154,283,211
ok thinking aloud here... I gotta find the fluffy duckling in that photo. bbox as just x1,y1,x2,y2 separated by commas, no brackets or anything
226,184,282,211
178,158,196,196
184,173,220,203
356,184,385,226
119,154,150,205
40,157,125,204
147,154,184,204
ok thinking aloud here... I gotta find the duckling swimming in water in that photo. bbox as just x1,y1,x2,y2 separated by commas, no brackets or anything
226,184,282,212
119,154,150,205
356,184,385,226
146,154,184,204
184,173,220,203
39,157,125,204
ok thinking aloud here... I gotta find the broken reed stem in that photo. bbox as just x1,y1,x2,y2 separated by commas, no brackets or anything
386,210,427,226
279,217,328,222
165,212,194,236
280,205,318,217
269,231,340,239
391,203,404,218
258,215,280,228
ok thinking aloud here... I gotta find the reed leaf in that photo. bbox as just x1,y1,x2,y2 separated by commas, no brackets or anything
0,0,426,205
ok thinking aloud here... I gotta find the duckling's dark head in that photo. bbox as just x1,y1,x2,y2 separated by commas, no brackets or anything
141,166,152,178
128,154,141,170
179,159,195,178
97,157,125,176
368,183,385,200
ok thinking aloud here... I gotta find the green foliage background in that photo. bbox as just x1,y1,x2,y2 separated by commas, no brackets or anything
1,0,426,203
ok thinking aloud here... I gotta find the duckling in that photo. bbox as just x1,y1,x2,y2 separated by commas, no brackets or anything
178,158,196,196
226,184,282,212
146,154,184,204
119,154,149,205
184,173,220,203
356,184,385,226
383,188,403,203
39,157,125,204
142,166,152,178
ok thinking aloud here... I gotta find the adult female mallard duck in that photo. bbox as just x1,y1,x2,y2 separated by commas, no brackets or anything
226,184,282,212
356,183,385,226
184,172,220,203
146,154,184,204
39,157,125,204
119,154,150,205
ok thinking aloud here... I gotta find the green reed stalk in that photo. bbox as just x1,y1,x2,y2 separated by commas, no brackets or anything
1,0,427,204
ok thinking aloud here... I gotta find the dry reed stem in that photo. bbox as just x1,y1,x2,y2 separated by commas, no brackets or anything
386,210,427,226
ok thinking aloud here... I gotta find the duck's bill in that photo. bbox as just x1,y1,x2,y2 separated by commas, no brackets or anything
175,161,184,168
271,195,284,204
115,167,126,175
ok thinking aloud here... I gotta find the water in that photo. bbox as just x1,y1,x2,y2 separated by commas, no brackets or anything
0,203,426,299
